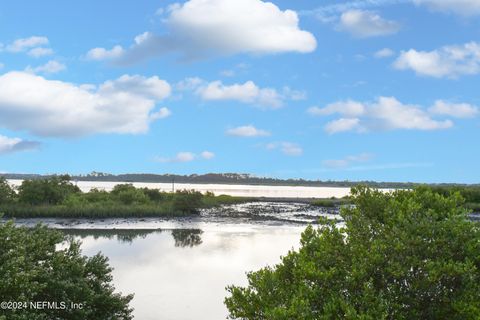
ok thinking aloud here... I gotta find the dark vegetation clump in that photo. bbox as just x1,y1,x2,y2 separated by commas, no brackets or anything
0,221,133,320
226,186,480,319
0,176,247,218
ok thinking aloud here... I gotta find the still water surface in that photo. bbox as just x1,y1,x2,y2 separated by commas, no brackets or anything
12,202,339,319
67,225,304,320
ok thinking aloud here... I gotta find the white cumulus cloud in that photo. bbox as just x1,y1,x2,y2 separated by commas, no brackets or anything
184,79,303,108
311,97,456,134
28,47,54,57
149,107,172,120
374,48,395,58
197,80,283,109
308,100,365,117
413,0,480,16
266,142,303,156
338,10,400,38
156,152,196,163
6,36,49,52
282,86,307,101
176,77,205,91
155,151,214,163
323,153,374,168
26,60,66,74
393,42,480,78
89,0,316,63
226,125,271,137
0,135,41,155
324,118,363,134
200,151,215,160
0,71,171,137
306,0,409,23
101,74,171,100
86,45,125,61
429,100,479,118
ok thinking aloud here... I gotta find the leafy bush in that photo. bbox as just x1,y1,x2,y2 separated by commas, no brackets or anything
0,177,15,205
225,186,480,319
0,221,133,320
0,177,249,218
310,199,338,208
142,188,168,202
201,193,249,207
430,185,480,209
172,190,203,214
82,188,112,203
17,175,80,205
111,184,150,205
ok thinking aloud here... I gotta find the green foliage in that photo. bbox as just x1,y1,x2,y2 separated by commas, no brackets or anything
0,221,133,320
0,176,249,218
202,193,249,207
17,175,80,205
111,184,149,205
142,188,168,202
5,172,422,189
0,204,182,219
172,190,203,214
310,198,350,208
81,188,112,204
0,177,15,205
430,185,480,211
225,186,480,319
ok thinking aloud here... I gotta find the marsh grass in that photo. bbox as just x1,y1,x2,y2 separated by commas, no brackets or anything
310,198,350,208
0,177,250,218
0,195,249,218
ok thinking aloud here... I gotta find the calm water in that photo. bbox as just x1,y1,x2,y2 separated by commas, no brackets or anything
12,202,339,320
65,225,304,320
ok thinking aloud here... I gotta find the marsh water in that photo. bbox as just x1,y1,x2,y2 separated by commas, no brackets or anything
13,202,341,320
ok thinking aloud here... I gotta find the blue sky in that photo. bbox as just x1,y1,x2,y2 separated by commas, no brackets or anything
0,0,479,183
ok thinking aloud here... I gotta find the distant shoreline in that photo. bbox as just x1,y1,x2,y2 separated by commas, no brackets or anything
3,172,477,189
7,179,357,199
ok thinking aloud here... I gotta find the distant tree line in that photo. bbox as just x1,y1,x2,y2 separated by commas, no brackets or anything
3,172,480,190
0,172,426,188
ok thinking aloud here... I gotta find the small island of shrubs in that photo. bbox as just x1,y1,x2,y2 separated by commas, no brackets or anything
0,176,247,218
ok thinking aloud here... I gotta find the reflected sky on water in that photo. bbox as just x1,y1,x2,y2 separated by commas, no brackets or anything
66,225,304,320
12,202,337,319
